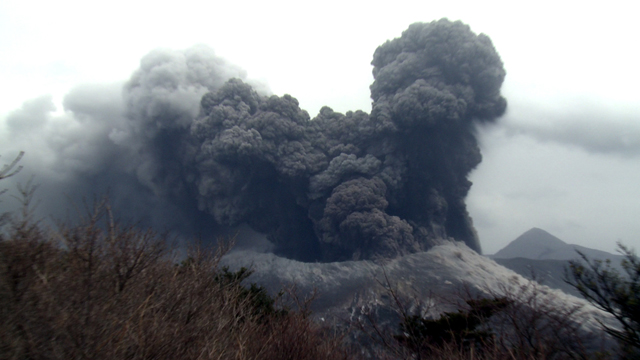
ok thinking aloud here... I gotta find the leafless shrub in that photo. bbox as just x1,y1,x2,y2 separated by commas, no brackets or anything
0,151,23,182
0,152,24,224
351,268,610,360
348,267,440,359
480,280,590,359
0,194,356,360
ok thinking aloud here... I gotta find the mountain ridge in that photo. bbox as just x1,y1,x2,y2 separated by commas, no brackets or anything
492,227,621,261
490,227,624,297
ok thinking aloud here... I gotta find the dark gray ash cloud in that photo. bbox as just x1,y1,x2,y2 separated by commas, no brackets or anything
1,19,506,261
1,46,248,238
187,19,506,260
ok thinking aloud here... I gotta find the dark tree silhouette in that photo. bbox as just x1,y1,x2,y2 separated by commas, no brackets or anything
566,242,640,358
0,151,24,182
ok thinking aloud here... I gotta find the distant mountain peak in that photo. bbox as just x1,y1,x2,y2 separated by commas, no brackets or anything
526,227,553,234
493,228,568,259
514,228,567,246
492,228,619,261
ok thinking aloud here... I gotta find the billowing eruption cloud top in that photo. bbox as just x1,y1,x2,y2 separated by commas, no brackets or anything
187,19,506,261
2,19,506,262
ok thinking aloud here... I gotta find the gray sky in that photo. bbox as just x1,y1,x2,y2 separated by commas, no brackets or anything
1,0,639,254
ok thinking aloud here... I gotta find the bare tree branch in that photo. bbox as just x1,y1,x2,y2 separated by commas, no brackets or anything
0,151,24,180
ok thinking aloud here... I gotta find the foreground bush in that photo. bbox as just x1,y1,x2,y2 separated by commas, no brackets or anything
0,197,353,360
566,243,640,359
352,272,610,360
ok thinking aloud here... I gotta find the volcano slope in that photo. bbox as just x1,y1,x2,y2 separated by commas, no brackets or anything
222,242,614,356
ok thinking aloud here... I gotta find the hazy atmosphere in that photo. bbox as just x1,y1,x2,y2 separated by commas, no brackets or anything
1,0,638,255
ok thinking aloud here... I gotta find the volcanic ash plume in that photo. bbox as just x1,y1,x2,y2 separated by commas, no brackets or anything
188,19,506,261
1,19,505,261
1,46,248,236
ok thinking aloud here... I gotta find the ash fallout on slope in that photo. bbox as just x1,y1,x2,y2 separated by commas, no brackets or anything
189,19,506,261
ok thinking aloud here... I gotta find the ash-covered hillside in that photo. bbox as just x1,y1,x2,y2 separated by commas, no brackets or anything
220,241,613,357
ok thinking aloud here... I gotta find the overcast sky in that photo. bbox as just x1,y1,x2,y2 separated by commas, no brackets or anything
1,0,638,254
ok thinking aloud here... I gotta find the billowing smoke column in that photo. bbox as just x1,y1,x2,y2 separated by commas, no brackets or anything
1,45,249,237
187,19,506,261
1,19,505,262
